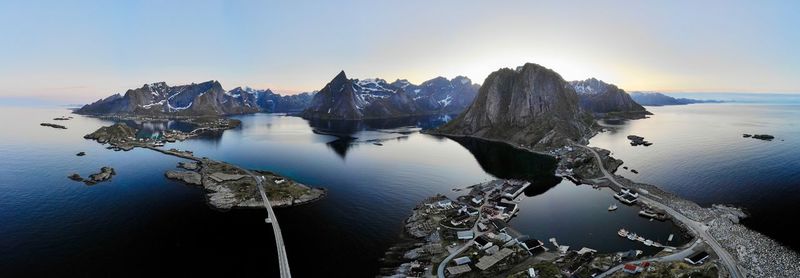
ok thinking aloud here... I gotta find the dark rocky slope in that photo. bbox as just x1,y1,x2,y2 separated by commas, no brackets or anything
570,78,649,117
435,63,594,150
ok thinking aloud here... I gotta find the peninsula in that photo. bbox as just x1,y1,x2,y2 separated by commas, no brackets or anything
82,121,325,210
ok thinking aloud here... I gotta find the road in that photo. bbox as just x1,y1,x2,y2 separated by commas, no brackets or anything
573,144,743,278
240,167,292,278
437,193,488,278
141,146,292,277
595,239,701,278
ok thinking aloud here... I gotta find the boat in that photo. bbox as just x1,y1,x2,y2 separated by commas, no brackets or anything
618,229,629,237
668,234,674,242
637,236,645,242
608,204,618,211
644,240,653,246
627,233,637,241
372,142,383,146
639,210,657,218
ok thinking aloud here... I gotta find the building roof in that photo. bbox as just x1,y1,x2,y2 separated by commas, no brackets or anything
475,248,514,270
475,236,490,246
454,256,471,265
490,219,509,230
456,230,474,240
446,265,471,275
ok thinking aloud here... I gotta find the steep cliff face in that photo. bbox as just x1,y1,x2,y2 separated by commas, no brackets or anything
302,71,479,120
436,63,593,150
570,78,648,116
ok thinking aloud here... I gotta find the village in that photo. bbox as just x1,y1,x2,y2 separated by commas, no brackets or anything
388,178,722,278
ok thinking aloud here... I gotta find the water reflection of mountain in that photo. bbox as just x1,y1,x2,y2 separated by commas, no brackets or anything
449,137,561,196
116,119,197,138
305,114,457,158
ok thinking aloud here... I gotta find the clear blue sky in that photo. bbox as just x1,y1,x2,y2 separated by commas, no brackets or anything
1,0,798,103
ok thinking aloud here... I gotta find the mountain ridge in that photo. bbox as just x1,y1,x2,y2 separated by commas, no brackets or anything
302,71,479,120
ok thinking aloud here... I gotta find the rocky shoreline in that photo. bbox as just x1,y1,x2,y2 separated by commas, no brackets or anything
383,128,799,277
82,120,325,210
68,167,116,185
559,143,800,277
164,158,327,210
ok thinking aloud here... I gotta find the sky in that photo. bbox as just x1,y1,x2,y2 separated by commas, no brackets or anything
0,0,798,103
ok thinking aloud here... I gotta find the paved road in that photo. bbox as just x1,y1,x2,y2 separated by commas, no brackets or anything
437,194,488,278
595,239,701,278
142,147,292,277
573,144,743,278
240,168,292,278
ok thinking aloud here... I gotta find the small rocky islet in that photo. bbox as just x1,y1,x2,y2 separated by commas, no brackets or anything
67,166,116,185
40,123,67,129
626,135,653,146
743,133,775,141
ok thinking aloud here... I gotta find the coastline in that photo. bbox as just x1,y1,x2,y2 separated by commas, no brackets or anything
396,125,800,277
82,117,326,210
570,144,800,277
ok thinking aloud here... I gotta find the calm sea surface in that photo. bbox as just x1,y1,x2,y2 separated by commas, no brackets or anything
7,94,796,276
590,96,800,251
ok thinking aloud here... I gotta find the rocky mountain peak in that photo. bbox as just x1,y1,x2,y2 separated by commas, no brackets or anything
436,62,593,150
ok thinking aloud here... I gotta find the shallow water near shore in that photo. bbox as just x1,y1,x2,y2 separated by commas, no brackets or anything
589,101,800,251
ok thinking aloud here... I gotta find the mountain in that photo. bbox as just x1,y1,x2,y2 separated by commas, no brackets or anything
630,91,724,106
227,87,314,113
302,71,479,120
436,63,594,150
569,78,649,117
76,81,313,117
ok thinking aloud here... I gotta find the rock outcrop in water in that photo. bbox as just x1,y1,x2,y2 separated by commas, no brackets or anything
435,63,593,150
40,123,67,129
570,78,649,118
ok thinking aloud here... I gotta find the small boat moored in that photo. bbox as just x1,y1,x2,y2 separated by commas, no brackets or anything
608,204,618,211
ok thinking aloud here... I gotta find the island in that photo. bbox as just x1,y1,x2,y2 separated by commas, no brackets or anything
743,134,775,141
40,123,67,129
82,120,325,209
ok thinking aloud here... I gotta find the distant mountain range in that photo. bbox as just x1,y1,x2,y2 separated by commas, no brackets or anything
302,71,479,120
436,63,594,150
76,81,314,117
570,78,649,117
630,91,724,106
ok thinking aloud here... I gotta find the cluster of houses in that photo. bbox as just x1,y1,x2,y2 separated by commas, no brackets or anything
619,250,709,275
442,180,548,276
447,218,546,275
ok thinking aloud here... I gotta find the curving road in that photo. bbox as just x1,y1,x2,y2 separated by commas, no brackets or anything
437,194,487,278
595,239,701,278
573,144,743,278
239,167,292,278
